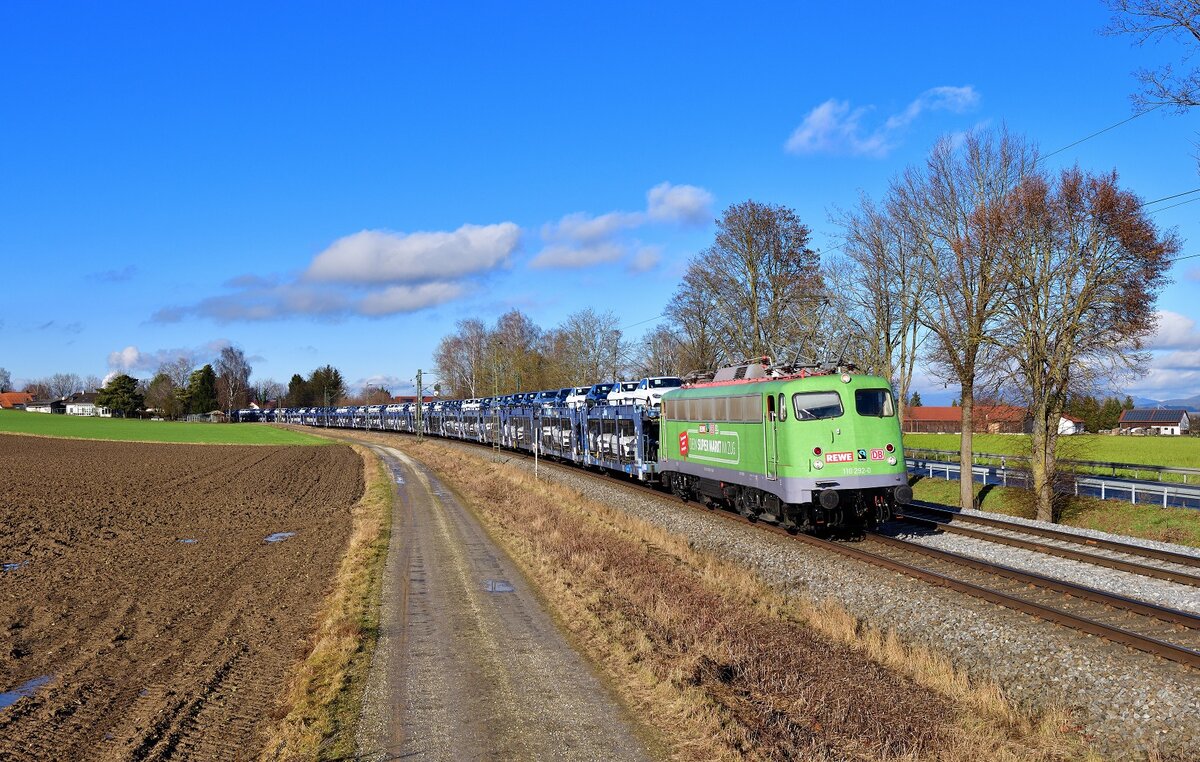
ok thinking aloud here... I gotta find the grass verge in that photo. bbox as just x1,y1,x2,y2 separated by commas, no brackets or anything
904,432,1200,474
0,409,327,445
409,440,1096,762
259,444,392,760
911,475,1200,548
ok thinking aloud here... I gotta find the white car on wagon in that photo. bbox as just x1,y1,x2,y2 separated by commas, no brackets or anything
618,377,683,407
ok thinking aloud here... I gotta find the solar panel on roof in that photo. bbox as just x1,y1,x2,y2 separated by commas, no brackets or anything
1122,408,1185,424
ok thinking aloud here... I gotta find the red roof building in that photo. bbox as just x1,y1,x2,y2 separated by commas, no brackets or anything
0,392,34,409
903,405,1028,434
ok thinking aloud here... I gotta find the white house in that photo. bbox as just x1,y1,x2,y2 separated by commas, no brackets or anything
1058,414,1085,435
65,392,110,417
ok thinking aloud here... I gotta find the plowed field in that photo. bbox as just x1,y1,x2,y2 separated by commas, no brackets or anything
0,434,363,760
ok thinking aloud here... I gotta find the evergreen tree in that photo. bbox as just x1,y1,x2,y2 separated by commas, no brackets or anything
908,391,923,407
96,374,144,418
187,365,219,414
285,373,313,406
307,365,346,405
1100,397,1124,430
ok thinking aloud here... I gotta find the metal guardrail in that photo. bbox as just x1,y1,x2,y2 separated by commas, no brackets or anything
906,447,1200,484
907,458,1200,511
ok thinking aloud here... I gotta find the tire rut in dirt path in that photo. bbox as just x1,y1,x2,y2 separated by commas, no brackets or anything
353,443,655,762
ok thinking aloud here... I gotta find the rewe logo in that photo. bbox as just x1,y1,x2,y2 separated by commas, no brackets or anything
678,430,689,457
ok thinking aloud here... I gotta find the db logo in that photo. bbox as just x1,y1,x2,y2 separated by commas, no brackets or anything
678,431,689,457
870,448,885,461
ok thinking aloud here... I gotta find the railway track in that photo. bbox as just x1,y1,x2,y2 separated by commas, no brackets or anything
896,501,1200,587
308,428,1200,670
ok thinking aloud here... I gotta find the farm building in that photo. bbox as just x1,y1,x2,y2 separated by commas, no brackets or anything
65,392,110,417
903,405,1028,434
25,398,66,414
903,406,1086,435
0,392,34,409
1059,414,1085,435
1118,408,1190,436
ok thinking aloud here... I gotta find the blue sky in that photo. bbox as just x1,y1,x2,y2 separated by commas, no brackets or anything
2,2,1198,402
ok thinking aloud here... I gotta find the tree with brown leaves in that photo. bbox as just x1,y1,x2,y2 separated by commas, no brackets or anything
892,129,1039,511
998,166,1178,521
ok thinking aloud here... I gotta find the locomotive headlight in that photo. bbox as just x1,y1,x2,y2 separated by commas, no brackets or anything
813,460,824,470
840,373,851,383
887,456,897,466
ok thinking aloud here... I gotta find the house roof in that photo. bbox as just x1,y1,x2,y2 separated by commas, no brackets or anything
65,392,99,404
1062,414,1084,423
1119,408,1188,425
0,392,34,408
905,405,1026,423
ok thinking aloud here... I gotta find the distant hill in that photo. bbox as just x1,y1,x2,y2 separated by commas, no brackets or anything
1128,394,1200,412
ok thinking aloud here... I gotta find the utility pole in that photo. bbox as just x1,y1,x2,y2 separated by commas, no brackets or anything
416,369,423,441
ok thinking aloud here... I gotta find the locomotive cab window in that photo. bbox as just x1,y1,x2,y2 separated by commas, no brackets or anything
855,388,895,417
792,391,843,420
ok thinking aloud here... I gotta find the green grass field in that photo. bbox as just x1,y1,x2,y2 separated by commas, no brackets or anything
903,432,1200,470
0,409,329,445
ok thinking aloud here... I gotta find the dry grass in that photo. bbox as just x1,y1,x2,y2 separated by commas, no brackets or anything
258,444,393,761
409,441,1100,762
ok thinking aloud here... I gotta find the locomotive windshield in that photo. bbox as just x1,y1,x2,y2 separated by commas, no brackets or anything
855,389,896,417
792,391,843,420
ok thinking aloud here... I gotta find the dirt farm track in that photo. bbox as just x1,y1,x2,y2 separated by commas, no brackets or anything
0,434,363,760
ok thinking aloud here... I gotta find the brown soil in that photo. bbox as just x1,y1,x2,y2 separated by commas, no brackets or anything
0,434,363,761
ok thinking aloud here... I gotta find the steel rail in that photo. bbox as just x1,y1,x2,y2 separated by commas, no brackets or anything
894,511,1200,588
907,500,1200,570
866,531,1200,629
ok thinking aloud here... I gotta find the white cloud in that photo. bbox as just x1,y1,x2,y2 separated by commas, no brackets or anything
646,182,714,224
1159,349,1200,370
153,222,511,323
1149,310,1200,350
1121,367,1200,399
533,182,713,271
626,245,663,273
529,242,627,269
106,340,233,375
357,282,467,315
305,223,520,284
785,85,980,158
542,212,637,243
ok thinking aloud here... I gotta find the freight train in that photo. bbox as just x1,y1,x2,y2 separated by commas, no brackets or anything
240,359,913,533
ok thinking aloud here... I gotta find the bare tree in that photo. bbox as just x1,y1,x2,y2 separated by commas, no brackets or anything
998,167,1178,521
23,379,50,399
684,201,824,363
254,379,286,404
832,192,928,426
893,129,1038,510
144,373,182,418
161,356,194,389
552,308,624,385
433,318,489,398
214,346,252,413
665,267,724,374
492,309,543,394
82,374,103,392
0,368,11,392
635,324,685,377
48,373,82,398
1105,0,1200,109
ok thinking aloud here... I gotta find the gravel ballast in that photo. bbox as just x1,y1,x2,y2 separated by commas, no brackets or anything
439,443,1200,761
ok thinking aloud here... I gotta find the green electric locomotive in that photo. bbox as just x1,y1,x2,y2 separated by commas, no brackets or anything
658,362,912,533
